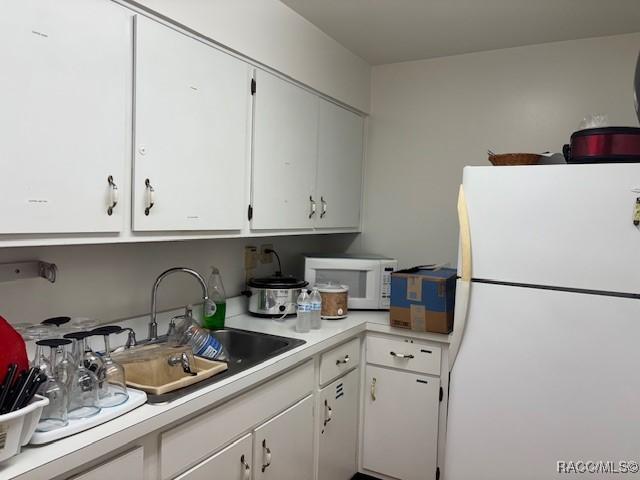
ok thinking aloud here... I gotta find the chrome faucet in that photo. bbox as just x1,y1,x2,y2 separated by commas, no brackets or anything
149,267,209,341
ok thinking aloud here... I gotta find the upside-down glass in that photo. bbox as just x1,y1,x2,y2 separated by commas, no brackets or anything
36,339,70,432
65,331,101,419
54,340,77,387
94,326,128,408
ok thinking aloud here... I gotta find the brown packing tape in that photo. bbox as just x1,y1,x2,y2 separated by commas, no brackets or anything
406,275,423,302
410,304,426,331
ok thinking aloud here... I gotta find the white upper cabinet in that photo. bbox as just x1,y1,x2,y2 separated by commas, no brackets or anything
251,70,319,231
315,100,364,229
0,0,131,234
133,17,250,231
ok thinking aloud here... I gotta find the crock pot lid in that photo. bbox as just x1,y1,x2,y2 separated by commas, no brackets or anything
249,275,308,289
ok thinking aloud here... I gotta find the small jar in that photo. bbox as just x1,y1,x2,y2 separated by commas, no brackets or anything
317,284,349,319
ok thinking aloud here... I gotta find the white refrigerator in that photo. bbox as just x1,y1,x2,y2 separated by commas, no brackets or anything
444,164,640,479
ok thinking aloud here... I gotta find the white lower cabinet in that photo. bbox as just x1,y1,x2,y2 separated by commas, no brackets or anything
174,434,252,480
318,369,359,480
253,395,314,480
363,365,440,480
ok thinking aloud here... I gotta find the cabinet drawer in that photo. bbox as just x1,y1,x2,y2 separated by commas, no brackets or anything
161,361,313,480
319,338,360,385
72,447,143,480
366,335,441,375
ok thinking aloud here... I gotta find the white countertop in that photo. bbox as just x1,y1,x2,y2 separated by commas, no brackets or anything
2,310,449,480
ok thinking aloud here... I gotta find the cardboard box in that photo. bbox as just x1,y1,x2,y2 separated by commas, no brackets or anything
390,267,457,333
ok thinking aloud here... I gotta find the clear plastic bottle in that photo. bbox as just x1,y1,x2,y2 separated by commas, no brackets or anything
310,287,322,329
296,289,311,333
203,266,226,330
171,306,227,361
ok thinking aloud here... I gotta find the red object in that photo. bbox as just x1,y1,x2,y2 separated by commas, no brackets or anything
0,316,29,378
564,127,640,163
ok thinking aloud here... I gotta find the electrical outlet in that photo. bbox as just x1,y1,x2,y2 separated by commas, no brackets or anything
260,244,274,264
244,246,258,270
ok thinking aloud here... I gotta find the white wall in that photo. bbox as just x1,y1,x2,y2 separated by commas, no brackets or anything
355,33,640,268
130,0,371,112
0,234,356,326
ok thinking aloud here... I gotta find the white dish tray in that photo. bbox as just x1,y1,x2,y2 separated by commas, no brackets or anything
29,388,147,445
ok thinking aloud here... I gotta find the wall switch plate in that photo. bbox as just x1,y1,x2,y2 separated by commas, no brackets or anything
244,246,258,270
260,244,274,264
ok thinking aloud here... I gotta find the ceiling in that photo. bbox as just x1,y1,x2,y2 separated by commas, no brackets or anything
280,0,640,65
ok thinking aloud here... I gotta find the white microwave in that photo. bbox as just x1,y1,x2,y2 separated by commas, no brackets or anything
304,254,398,310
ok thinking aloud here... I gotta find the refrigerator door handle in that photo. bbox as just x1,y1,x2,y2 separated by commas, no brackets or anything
458,184,472,282
449,185,472,369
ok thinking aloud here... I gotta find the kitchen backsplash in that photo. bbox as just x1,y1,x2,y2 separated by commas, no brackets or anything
0,234,358,326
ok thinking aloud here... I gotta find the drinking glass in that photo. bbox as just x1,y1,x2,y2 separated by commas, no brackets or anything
36,339,69,432
82,333,104,376
65,331,101,420
54,341,77,387
93,326,128,408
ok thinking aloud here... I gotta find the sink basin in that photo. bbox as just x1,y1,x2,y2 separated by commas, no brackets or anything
124,328,305,403
214,329,291,365
114,344,228,396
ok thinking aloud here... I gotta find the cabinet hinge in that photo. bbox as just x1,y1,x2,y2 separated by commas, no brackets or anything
251,78,256,95
436,466,440,480
247,204,253,221
439,387,443,402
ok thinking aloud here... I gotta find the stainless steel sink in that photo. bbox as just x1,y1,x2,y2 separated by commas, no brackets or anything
143,328,305,403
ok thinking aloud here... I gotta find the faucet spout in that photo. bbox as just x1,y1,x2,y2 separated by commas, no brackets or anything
149,267,209,341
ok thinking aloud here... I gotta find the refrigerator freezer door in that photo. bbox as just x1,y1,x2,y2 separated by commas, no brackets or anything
444,281,640,480
461,164,640,294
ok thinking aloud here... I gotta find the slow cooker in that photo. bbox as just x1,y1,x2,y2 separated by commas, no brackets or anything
244,275,309,317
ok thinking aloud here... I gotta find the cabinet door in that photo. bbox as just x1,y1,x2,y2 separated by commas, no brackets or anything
251,70,318,230
175,434,252,480
133,16,249,231
363,365,440,480
253,395,314,480
0,0,131,234
72,447,143,480
318,369,359,480
315,100,364,229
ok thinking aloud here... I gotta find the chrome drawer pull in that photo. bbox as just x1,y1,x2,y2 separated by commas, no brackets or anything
107,175,118,216
370,377,377,401
336,354,350,365
323,399,333,426
144,178,155,215
240,454,251,480
390,351,414,359
309,196,317,218
261,439,272,472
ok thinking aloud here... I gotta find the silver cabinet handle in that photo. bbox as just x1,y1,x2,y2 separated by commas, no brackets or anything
144,178,155,215
390,351,414,359
261,439,272,472
336,354,350,365
323,399,333,427
320,196,327,218
240,454,251,480
370,377,377,401
107,175,118,216
309,195,317,218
